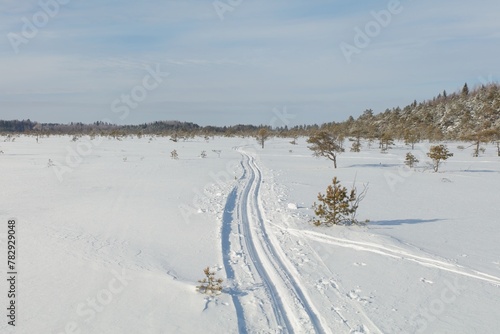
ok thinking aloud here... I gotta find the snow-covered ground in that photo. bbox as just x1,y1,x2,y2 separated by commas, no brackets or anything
1,135,499,333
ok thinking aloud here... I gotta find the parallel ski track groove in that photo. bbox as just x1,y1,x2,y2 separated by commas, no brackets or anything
238,153,293,332
293,229,500,286
245,153,330,334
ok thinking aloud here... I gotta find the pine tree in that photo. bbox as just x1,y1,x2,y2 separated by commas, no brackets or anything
379,132,394,152
427,145,453,172
404,152,419,168
350,141,361,152
462,83,469,96
404,130,420,150
196,267,223,295
256,128,270,148
312,177,367,226
307,131,345,168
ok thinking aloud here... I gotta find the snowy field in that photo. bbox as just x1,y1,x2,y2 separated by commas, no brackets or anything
1,135,499,333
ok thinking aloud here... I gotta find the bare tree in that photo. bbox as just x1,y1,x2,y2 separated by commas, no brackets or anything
307,131,345,168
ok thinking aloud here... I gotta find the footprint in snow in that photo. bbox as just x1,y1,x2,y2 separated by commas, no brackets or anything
350,324,368,333
354,262,367,267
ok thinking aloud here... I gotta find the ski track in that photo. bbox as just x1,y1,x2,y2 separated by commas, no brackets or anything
222,150,332,333
291,229,500,287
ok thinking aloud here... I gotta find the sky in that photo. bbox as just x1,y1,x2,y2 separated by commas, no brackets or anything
0,0,499,127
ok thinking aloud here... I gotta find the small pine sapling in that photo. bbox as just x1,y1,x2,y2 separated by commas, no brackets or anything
404,152,419,168
312,177,368,226
170,149,179,160
196,267,223,295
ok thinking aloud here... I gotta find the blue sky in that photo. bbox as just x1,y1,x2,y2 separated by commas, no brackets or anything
1,0,499,126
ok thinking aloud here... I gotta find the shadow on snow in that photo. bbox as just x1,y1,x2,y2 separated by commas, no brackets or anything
221,163,248,334
369,218,443,226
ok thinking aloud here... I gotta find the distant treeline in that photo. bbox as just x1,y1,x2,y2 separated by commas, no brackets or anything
0,119,318,137
1,83,499,141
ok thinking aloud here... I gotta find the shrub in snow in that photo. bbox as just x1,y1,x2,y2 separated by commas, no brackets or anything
200,151,207,158
312,177,367,226
170,149,179,160
196,267,223,295
427,145,453,172
404,152,419,168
